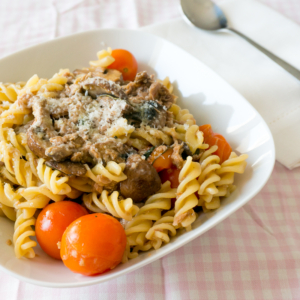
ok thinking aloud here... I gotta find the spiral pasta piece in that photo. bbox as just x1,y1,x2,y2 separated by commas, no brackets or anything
125,181,176,248
198,145,221,205
6,182,66,259
89,47,115,67
85,161,127,186
68,176,94,193
19,75,47,96
146,210,177,250
217,152,248,175
37,158,71,195
0,101,31,121
162,104,197,144
122,241,153,263
0,203,16,221
13,208,37,259
169,104,196,139
0,180,18,207
202,196,221,212
185,125,209,154
127,137,150,150
0,83,19,102
0,128,27,156
162,127,185,142
213,152,248,202
131,126,173,147
0,141,37,187
38,74,68,98
174,156,201,230
66,188,83,200
0,181,19,221
15,185,65,210
82,190,139,221
169,104,195,127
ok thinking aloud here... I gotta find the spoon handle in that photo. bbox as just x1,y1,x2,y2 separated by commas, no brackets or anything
228,28,300,81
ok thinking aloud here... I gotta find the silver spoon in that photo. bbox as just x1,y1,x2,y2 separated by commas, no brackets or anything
180,0,300,81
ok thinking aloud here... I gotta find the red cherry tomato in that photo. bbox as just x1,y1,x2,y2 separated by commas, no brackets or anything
35,201,88,260
60,213,126,276
159,167,181,208
159,166,181,188
199,124,232,163
107,49,138,81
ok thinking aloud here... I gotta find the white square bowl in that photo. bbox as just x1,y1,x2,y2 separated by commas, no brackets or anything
0,29,275,288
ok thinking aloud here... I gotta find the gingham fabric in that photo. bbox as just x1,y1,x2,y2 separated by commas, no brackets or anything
1,0,300,299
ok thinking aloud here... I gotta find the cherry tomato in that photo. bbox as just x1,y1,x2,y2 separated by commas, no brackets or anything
152,148,173,173
60,213,126,276
159,166,181,188
36,201,88,260
107,49,138,81
199,124,232,163
159,167,181,208
199,124,214,138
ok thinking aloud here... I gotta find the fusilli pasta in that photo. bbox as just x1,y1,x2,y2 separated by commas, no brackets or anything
198,145,221,205
89,47,115,67
131,126,173,147
37,158,72,195
125,181,176,248
13,208,37,258
82,190,139,221
173,156,201,231
85,161,127,184
145,210,177,250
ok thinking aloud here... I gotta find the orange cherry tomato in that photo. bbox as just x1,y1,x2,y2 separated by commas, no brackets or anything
107,49,138,81
60,213,126,276
199,124,232,163
147,147,166,164
36,201,88,260
199,124,214,138
152,148,173,173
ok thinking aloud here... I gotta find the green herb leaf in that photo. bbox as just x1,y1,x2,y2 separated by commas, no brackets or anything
144,147,155,159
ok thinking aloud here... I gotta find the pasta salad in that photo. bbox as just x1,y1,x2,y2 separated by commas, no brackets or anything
0,48,248,276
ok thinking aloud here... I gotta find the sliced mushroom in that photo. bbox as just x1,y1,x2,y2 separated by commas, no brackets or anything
123,100,167,129
45,145,74,161
148,81,176,109
27,98,58,158
27,127,51,159
80,77,127,99
88,141,127,164
45,160,86,176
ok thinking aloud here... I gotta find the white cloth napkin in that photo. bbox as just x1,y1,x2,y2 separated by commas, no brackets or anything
142,0,300,169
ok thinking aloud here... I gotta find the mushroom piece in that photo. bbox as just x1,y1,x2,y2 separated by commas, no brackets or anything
45,160,87,176
45,145,74,162
120,155,161,203
123,100,168,129
27,98,58,159
80,77,128,99
27,127,51,159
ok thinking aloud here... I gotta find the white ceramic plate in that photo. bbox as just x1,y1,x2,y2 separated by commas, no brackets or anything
0,29,275,288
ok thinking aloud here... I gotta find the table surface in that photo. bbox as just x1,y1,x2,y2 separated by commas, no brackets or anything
1,0,300,299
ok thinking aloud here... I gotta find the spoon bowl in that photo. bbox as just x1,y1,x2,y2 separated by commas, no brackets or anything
181,0,227,30
180,0,300,80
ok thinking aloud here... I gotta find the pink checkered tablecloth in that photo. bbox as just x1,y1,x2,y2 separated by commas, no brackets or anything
1,0,300,299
